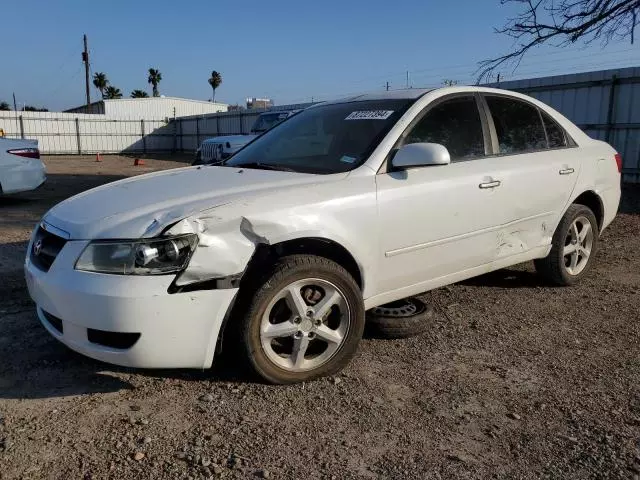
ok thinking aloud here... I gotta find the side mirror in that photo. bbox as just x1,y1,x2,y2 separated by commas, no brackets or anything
391,143,451,169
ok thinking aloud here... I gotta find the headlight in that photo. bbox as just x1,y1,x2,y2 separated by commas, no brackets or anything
75,234,198,275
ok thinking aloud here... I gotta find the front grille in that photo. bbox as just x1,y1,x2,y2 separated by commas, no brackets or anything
42,310,63,334
30,226,67,272
201,142,224,162
87,329,141,350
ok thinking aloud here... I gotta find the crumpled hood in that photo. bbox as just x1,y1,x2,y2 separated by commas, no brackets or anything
201,134,256,147
44,166,339,239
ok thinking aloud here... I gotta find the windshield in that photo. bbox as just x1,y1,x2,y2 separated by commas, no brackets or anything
226,99,413,174
251,112,291,133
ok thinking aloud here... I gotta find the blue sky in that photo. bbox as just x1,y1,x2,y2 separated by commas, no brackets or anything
1,0,639,111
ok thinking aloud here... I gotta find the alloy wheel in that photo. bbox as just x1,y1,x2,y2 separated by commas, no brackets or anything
259,278,350,372
563,216,594,276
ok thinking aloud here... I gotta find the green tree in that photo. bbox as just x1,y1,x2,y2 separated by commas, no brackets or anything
442,79,458,86
92,72,109,99
104,86,123,99
479,0,640,82
208,70,223,102
23,106,49,112
130,89,149,98
147,68,162,97
0,101,10,111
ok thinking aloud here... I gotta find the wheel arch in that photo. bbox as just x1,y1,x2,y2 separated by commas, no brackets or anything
248,236,364,290
571,190,605,231
214,236,365,358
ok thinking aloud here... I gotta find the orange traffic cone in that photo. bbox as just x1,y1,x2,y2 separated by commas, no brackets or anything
95,153,102,162
134,158,145,166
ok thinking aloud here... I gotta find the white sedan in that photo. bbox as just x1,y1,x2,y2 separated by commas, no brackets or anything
0,138,46,194
24,87,621,384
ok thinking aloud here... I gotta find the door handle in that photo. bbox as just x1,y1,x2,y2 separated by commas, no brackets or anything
559,167,575,175
479,180,501,189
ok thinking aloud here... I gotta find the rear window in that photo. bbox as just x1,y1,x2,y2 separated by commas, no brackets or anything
486,96,547,154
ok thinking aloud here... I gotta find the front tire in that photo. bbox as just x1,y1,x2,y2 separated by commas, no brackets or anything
535,204,599,286
239,255,365,384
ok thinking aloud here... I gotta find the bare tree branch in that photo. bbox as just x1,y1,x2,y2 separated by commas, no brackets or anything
477,0,640,83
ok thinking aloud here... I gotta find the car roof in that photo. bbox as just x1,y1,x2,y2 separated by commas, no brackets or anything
325,88,434,104
320,85,542,105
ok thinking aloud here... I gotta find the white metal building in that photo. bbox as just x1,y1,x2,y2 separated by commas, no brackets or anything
65,96,228,119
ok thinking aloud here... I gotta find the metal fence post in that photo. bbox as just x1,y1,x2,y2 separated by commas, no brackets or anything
141,119,147,154
19,115,24,139
239,113,243,134
605,74,618,144
75,118,82,154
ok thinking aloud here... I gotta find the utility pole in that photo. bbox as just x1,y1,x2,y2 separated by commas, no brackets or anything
82,34,91,106
406,71,409,88
385,81,390,91
12,93,18,137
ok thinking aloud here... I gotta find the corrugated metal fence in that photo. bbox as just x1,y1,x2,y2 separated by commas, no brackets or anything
493,66,640,183
0,111,173,154
175,103,315,152
0,103,313,156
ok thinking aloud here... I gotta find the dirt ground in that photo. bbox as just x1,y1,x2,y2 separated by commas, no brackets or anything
1,155,639,480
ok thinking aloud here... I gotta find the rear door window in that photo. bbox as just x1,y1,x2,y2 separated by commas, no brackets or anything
541,111,568,148
485,96,547,154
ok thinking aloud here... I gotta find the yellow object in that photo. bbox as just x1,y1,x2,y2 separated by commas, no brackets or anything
0,128,4,137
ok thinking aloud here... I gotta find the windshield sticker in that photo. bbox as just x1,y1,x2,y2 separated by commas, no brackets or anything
340,155,357,164
345,110,394,120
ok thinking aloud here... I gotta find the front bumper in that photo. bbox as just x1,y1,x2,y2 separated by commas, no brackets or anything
24,239,237,369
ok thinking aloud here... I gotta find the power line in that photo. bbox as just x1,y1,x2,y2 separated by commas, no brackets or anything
273,45,639,104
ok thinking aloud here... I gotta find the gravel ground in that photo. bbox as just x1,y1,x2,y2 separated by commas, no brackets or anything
0,155,639,480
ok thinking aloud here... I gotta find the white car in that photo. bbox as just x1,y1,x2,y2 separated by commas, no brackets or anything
0,138,45,194
194,110,300,164
25,87,621,384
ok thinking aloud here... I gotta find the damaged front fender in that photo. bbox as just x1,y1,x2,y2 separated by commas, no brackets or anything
166,216,257,287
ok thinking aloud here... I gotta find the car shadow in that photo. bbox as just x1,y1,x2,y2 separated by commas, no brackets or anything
0,324,255,401
620,184,640,214
459,268,546,289
0,304,255,400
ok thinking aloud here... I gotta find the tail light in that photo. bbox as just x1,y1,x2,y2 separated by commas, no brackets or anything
7,148,40,159
614,153,622,173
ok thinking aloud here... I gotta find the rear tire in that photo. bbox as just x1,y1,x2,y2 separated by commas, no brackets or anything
238,255,365,384
534,204,599,286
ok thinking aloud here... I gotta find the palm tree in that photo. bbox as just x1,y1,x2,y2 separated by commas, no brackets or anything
147,68,162,97
208,71,222,103
103,86,123,99
92,72,109,99
130,90,149,98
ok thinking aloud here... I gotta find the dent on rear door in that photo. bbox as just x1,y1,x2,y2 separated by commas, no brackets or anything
493,149,581,260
